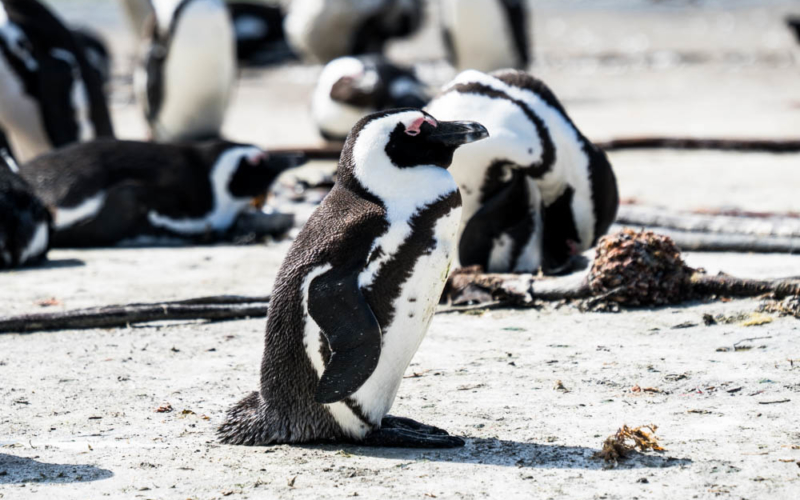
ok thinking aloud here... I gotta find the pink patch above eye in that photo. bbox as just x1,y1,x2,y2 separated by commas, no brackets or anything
405,116,438,136
247,151,268,165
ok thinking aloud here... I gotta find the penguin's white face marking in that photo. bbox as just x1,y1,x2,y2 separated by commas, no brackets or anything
440,0,519,72
143,0,235,141
49,49,95,142
147,146,262,235
425,74,544,228
312,57,372,139
18,221,49,265
55,191,107,230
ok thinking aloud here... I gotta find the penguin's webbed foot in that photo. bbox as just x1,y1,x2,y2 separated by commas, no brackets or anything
360,416,465,448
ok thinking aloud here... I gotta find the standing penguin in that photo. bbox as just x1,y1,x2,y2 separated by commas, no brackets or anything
0,0,114,163
284,0,423,63
228,1,294,65
219,109,488,447
0,130,50,268
136,0,236,141
312,55,429,141
425,69,618,275
439,0,530,72
19,138,304,247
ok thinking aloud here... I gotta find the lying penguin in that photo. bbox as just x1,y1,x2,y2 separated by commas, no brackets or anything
284,0,423,63
18,138,305,247
425,69,618,275
135,0,236,141
439,0,531,72
219,109,488,447
312,55,429,141
0,0,114,163
0,131,50,268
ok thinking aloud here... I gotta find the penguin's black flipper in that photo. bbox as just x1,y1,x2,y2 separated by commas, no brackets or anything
361,417,465,448
459,171,532,270
308,270,382,405
499,0,531,67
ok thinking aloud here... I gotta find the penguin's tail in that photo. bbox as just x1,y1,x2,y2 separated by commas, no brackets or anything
218,391,268,446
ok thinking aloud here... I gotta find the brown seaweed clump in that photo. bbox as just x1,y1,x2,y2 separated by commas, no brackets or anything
593,424,665,464
589,229,694,306
761,296,800,319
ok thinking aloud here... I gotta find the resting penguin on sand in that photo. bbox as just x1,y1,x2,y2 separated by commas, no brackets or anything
0,131,50,269
312,55,429,142
425,69,618,275
18,138,305,247
0,0,114,163
135,0,236,141
284,0,423,63
219,109,489,447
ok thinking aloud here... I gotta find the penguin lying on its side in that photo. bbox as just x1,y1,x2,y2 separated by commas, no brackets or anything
425,69,618,275
439,0,531,73
312,55,429,142
219,109,489,447
136,0,236,142
0,0,114,163
0,131,51,269
284,0,423,63
18,139,305,247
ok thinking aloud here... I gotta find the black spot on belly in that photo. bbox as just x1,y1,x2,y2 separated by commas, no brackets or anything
363,191,461,331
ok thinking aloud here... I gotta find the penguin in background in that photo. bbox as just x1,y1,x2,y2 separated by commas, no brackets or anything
135,0,236,142
219,109,489,447
70,27,112,87
227,1,295,66
18,138,305,247
425,69,618,275
439,0,531,72
312,55,430,142
284,0,424,63
787,16,800,44
0,0,114,163
0,127,51,269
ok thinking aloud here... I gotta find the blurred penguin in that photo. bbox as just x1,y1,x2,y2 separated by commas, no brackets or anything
312,55,429,141
228,1,294,65
0,0,114,162
135,0,236,141
0,127,51,269
439,0,531,72
787,16,800,44
284,0,423,63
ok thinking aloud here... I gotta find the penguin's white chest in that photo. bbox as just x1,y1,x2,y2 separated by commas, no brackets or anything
302,204,462,439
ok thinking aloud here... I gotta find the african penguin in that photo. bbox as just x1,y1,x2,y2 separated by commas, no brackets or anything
312,55,429,142
135,0,236,142
0,0,114,163
70,27,112,87
284,0,423,63
439,0,531,72
0,130,50,268
218,109,488,447
787,16,800,44
18,138,305,247
228,1,294,65
425,69,618,275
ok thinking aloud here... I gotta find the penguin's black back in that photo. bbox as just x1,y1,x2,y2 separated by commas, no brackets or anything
20,139,232,218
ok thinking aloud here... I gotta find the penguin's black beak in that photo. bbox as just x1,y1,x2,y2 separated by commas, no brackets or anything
427,121,489,147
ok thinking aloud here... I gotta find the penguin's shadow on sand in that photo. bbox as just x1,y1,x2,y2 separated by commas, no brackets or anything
317,438,691,470
0,453,113,484
7,258,86,273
